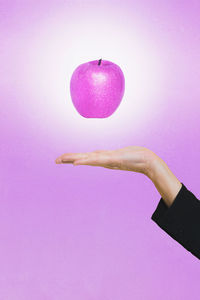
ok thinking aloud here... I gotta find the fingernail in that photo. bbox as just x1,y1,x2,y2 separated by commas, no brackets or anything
56,159,62,164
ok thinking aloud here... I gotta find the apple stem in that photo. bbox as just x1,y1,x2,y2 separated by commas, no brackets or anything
98,58,102,66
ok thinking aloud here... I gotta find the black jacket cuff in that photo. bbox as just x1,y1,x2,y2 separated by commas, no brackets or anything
151,182,200,259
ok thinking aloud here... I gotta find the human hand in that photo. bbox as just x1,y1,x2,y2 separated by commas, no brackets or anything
55,146,157,176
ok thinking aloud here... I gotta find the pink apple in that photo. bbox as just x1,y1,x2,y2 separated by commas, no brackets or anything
70,59,125,118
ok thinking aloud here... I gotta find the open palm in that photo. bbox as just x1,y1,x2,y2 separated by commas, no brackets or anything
55,146,155,175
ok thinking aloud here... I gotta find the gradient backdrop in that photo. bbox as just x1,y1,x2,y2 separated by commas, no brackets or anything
1,0,200,299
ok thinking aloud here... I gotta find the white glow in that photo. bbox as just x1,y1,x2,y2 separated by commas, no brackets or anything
19,3,166,145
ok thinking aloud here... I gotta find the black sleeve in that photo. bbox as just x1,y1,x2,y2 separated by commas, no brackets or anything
151,182,200,259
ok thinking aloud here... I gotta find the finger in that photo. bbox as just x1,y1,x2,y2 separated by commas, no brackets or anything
73,157,101,166
55,152,90,164
73,151,114,167
55,150,112,165
55,150,106,164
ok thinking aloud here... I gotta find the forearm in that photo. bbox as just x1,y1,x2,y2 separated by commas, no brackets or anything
148,154,200,259
146,154,182,207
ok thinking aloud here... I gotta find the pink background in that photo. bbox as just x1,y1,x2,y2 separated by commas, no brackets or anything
1,0,200,299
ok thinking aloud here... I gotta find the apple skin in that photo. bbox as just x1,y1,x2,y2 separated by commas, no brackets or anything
70,59,125,118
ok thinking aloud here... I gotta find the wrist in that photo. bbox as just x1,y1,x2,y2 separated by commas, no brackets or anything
145,153,182,206
143,150,160,179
